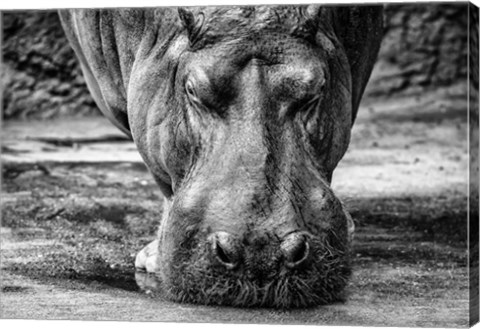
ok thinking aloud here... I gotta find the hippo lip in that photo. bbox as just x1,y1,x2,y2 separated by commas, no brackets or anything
161,235,351,308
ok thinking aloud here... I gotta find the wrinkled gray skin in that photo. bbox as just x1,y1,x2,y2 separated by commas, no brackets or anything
59,5,383,308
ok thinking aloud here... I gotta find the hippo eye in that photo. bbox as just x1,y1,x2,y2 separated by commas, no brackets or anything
295,94,321,113
185,80,197,99
302,95,319,108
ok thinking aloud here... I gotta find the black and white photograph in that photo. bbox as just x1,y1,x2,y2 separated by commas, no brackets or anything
1,0,479,327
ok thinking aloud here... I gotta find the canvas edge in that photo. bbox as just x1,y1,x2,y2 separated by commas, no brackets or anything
469,1,480,327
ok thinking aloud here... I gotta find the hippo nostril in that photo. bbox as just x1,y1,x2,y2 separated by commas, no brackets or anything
210,232,239,270
215,241,232,264
290,240,307,262
281,232,310,269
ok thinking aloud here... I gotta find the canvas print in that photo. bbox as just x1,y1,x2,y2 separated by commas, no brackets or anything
1,1,479,327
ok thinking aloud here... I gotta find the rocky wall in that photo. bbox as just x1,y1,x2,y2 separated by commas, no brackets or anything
2,11,97,119
366,3,469,96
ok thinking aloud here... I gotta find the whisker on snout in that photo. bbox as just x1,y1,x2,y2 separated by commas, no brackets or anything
162,229,351,308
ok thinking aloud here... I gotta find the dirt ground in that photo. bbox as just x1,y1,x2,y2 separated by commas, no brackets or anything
0,85,471,327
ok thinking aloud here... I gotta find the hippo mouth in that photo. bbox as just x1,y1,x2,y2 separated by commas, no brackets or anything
160,231,351,308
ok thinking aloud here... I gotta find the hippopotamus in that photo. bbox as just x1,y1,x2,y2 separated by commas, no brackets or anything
59,5,383,308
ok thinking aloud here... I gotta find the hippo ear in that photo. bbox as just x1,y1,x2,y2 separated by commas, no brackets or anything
178,8,205,45
300,5,323,31
301,4,322,22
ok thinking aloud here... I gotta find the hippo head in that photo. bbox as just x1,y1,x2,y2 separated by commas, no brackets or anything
127,5,381,308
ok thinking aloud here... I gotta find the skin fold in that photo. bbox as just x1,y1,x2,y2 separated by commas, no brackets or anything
59,5,383,308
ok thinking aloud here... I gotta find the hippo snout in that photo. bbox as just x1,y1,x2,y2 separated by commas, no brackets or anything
209,231,311,272
161,216,351,308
